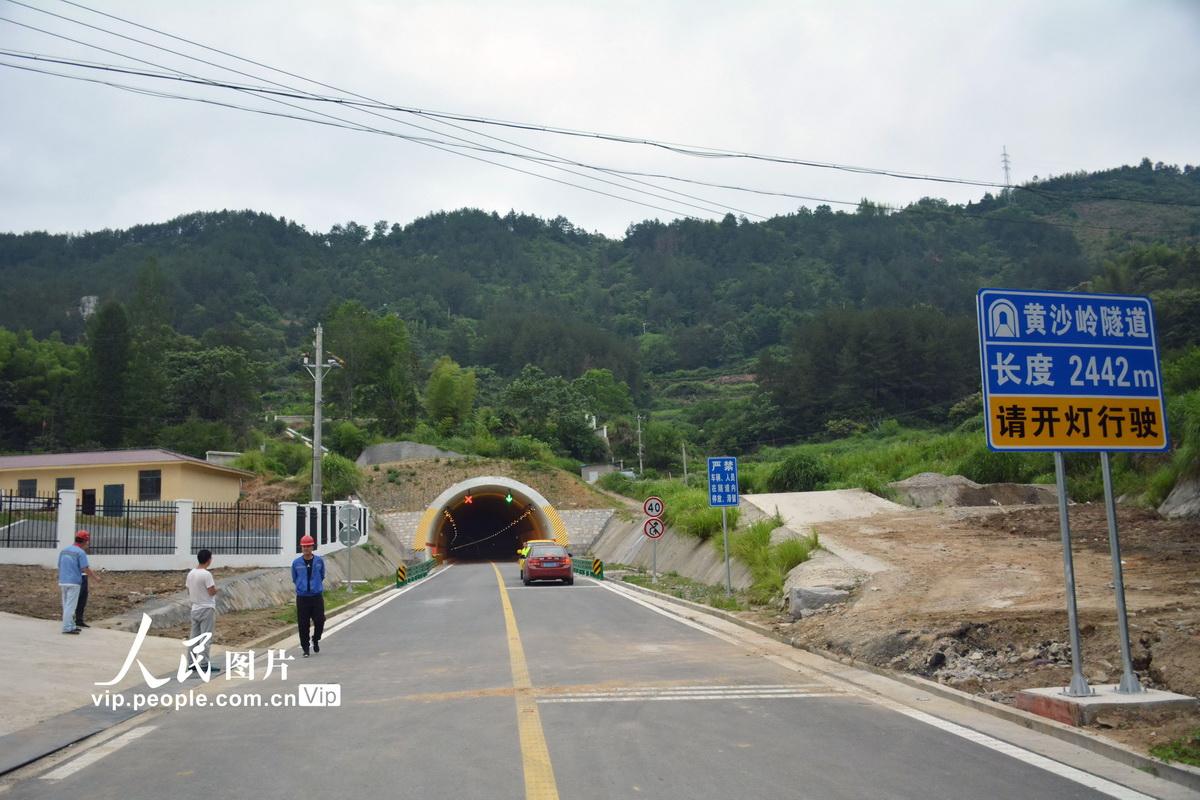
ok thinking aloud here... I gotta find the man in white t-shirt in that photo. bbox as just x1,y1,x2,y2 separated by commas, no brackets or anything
185,549,220,676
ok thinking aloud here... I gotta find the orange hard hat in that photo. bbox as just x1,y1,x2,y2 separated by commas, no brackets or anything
75,530,90,541
300,534,315,547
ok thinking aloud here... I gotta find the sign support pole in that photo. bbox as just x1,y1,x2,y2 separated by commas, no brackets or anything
721,507,731,595
652,538,657,584
1054,452,1092,697
1100,452,1143,694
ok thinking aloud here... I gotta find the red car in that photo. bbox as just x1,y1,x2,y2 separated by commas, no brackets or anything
522,544,574,586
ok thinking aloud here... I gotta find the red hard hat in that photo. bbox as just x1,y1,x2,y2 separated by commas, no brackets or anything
75,530,90,541
300,535,315,547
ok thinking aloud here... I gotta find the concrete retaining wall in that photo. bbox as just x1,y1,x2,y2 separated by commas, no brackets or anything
588,511,753,590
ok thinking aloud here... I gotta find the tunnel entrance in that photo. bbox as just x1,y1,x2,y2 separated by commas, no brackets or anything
419,476,565,562
436,492,537,561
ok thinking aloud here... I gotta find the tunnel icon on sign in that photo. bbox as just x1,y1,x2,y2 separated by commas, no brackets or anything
988,299,1020,338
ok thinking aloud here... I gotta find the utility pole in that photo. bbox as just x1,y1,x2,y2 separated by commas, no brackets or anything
302,324,341,503
1001,146,1013,201
681,441,688,485
636,414,644,476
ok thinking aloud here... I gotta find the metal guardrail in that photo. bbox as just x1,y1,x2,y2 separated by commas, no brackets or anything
572,557,604,580
396,558,437,587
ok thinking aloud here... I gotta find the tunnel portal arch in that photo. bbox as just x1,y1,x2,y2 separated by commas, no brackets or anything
415,476,567,562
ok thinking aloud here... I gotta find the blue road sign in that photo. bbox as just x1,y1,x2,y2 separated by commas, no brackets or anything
977,288,1168,452
707,457,739,507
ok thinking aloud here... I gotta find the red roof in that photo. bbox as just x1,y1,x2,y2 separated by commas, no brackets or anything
0,448,253,476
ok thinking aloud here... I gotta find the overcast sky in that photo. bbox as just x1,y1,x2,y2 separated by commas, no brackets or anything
1,0,1198,239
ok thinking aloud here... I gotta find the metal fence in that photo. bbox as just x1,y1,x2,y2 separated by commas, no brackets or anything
0,490,60,548
78,500,177,555
192,501,281,555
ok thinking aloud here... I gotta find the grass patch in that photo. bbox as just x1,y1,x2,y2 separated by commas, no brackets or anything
599,474,738,539
721,516,819,604
273,573,396,625
744,423,1176,504
623,571,747,611
1150,728,1200,767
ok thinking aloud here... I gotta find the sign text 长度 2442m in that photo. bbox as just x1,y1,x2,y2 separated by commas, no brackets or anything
976,288,1168,452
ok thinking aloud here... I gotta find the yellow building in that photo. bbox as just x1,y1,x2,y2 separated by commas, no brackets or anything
0,449,252,508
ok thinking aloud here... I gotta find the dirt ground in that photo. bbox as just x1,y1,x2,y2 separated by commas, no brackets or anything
0,563,305,646
752,503,1200,755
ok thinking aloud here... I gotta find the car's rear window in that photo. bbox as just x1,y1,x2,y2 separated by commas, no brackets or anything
529,545,568,557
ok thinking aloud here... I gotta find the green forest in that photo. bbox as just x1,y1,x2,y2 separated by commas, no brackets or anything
1,159,1198,501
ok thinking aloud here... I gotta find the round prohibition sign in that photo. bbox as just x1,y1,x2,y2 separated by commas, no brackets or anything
643,495,665,518
643,518,666,539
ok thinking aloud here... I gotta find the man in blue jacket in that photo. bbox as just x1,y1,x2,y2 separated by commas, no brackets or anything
291,534,326,657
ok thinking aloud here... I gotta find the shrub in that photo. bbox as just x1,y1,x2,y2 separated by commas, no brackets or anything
469,433,502,458
956,445,1050,484
738,461,772,494
327,421,368,460
232,450,270,474
824,417,866,438
268,440,312,476
767,452,831,492
947,393,983,425
321,453,361,501
499,435,555,462
598,471,635,495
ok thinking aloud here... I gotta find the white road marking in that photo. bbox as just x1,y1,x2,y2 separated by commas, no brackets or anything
887,706,1156,800
596,580,1156,800
321,563,454,639
550,684,822,695
540,682,842,703
539,692,843,704
40,726,156,782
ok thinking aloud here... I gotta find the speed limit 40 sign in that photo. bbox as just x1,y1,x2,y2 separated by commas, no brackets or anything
643,518,666,539
643,496,665,518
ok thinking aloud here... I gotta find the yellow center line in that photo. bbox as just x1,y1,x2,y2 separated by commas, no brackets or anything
492,563,560,800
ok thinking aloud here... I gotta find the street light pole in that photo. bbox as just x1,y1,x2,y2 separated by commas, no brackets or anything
302,324,341,503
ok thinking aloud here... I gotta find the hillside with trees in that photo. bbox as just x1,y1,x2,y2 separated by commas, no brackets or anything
1,159,1197,500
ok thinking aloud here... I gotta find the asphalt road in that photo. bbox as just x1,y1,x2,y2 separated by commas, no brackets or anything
0,563,1183,799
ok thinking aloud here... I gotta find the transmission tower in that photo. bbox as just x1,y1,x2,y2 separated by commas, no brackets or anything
1001,146,1013,200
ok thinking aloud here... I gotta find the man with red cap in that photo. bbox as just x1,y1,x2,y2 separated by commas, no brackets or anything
58,530,98,634
291,534,326,657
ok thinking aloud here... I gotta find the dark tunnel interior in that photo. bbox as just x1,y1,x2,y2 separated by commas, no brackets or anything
435,493,541,561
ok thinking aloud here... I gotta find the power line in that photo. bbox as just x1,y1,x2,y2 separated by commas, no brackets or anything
0,55,702,223
0,48,827,216
53,0,774,219
2,9,1195,234
2,3,749,220
1,56,1190,239
29,0,1200,211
